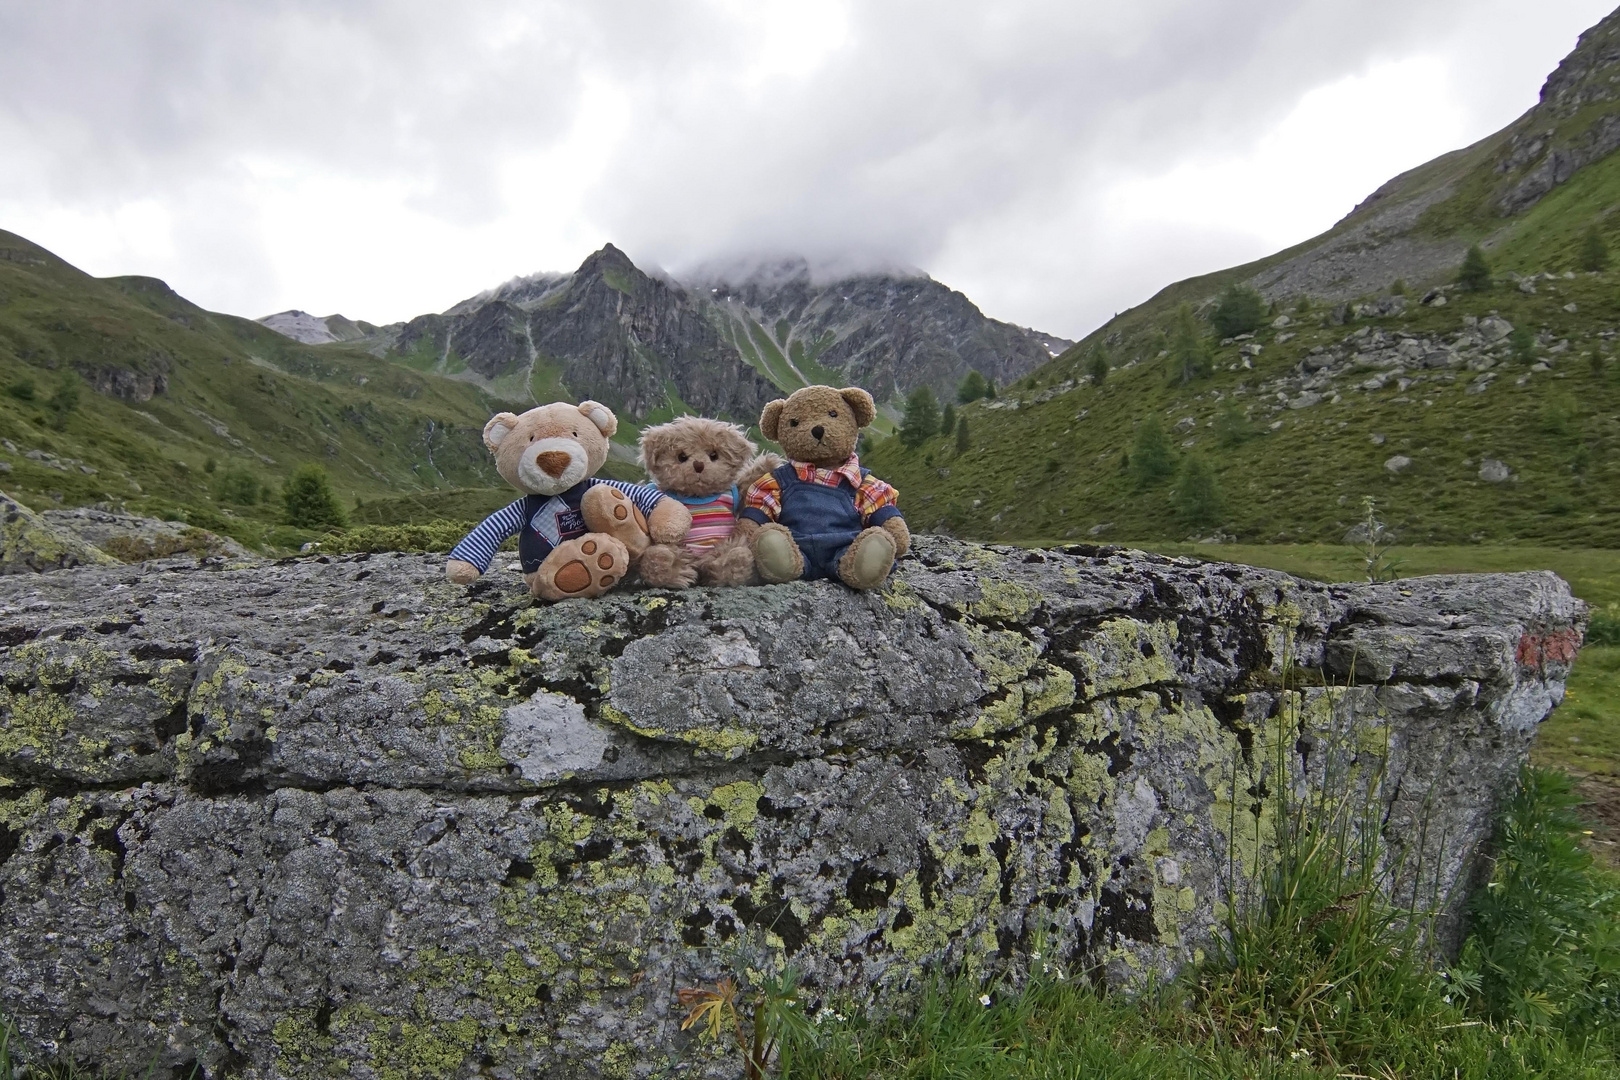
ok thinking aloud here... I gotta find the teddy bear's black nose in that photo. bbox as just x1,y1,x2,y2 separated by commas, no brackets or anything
693,460,705,473
811,425,825,441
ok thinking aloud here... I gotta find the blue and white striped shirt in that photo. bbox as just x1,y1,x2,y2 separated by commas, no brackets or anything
447,479,666,574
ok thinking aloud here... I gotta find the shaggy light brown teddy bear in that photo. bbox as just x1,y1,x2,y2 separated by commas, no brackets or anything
636,416,781,588
737,385,909,590
445,401,691,600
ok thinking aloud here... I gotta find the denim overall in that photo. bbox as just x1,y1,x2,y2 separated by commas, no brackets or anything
770,463,869,580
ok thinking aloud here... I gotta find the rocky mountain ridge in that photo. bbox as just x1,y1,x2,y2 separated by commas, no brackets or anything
260,247,1067,424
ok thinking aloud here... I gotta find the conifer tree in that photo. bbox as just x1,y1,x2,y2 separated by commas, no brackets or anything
1171,456,1224,527
898,386,940,449
1087,348,1109,386
955,415,970,454
283,463,348,529
1130,417,1176,489
956,370,988,404
1211,285,1264,338
1457,244,1492,291
939,403,956,440
1580,227,1610,272
1169,303,1212,384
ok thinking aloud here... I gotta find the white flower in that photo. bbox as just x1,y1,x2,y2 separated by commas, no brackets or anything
1031,950,1041,960
1290,1049,1311,1061
979,994,992,1007
1261,1026,1280,1035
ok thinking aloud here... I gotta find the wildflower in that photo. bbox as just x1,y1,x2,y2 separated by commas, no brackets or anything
979,994,992,1007
1289,1049,1311,1061
1261,1026,1280,1035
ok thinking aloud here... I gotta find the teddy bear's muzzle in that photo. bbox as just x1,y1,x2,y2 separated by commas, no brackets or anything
535,451,573,478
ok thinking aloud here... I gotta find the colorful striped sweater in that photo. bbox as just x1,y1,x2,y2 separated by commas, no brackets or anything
667,486,740,553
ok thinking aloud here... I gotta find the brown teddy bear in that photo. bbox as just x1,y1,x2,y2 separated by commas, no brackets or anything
445,401,691,600
737,385,909,590
635,416,781,588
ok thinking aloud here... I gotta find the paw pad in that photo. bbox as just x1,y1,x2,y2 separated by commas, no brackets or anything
553,561,593,593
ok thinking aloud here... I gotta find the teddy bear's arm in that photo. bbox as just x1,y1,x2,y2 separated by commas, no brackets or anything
646,498,692,545
445,499,529,581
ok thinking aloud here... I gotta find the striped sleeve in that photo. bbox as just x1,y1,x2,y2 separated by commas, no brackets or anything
447,499,529,573
856,475,901,526
740,473,782,525
589,478,666,516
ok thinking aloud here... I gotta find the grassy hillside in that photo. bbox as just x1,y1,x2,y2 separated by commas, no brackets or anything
868,247,1620,548
0,230,566,546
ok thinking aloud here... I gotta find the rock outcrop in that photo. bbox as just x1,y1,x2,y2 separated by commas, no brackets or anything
0,539,1583,1078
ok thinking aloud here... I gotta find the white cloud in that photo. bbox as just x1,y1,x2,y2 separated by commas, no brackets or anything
0,0,1611,337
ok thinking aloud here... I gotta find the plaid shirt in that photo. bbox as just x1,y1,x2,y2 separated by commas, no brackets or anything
743,455,900,524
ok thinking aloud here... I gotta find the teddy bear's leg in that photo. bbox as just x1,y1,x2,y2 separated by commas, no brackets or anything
580,485,652,561
696,534,758,587
637,542,698,589
752,523,804,584
528,534,630,601
835,527,896,590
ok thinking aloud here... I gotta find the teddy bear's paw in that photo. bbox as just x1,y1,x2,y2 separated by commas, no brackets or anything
445,558,482,585
753,524,803,584
838,527,896,590
532,535,630,601
697,536,758,587
581,485,651,558
637,543,698,589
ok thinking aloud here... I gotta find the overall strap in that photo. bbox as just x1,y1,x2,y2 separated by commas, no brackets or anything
772,463,800,491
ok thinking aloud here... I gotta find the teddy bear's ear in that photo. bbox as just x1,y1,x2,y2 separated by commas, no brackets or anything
483,413,521,452
760,400,786,442
577,401,617,438
839,387,876,428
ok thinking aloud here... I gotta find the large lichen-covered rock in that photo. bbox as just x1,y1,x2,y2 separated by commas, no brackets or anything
0,490,119,574
0,538,1584,1078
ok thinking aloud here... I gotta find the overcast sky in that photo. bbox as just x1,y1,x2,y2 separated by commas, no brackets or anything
1,1,1613,339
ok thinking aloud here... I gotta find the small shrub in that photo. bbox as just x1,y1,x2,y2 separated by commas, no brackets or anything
1129,418,1176,489
4,377,35,402
1214,402,1252,448
1586,606,1620,646
1580,226,1611,272
898,386,940,449
217,466,262,505
282,463,348,529
1455,767,1620,1044
1390,278,1408,296
1293,295,1312,314
204,457,217,474
1457,244,1492,291
1211,285,1264,338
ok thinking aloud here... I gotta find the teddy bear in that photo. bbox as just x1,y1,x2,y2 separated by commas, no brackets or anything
736,385,909,590
635,416,782,588
445,400,691,601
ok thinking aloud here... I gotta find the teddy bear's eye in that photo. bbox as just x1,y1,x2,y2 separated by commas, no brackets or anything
677,452,688,463
829,410,837,418
788,418,799,427
709,451,719,461
528,435,535,443
572,430,578,438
